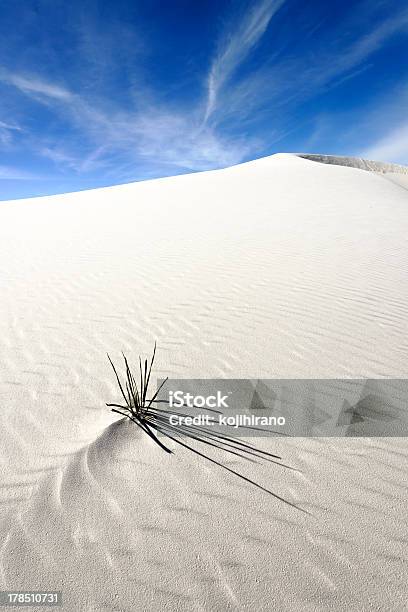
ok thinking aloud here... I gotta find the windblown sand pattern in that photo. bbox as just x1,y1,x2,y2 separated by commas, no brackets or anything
0,154,407,610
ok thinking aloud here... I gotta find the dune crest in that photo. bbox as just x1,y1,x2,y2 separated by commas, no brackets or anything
296,153,408,174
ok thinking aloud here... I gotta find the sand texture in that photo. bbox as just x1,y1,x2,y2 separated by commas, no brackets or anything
0,153,407,610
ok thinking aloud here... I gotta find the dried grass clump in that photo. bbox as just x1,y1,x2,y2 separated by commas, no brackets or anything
107,343,304,511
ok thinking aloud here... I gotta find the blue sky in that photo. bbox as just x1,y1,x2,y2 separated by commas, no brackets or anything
1,0,407,200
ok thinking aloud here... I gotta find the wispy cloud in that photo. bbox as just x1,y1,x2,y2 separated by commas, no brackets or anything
0,120,21,131
360,121,408,164
204,0,286,121
0,119,22,145
39,101,257,177
0,164,41,180
317,9,408,85
216,6,408,126
2,73,73,101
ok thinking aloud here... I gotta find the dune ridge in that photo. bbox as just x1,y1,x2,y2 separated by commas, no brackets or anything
296,153,408,174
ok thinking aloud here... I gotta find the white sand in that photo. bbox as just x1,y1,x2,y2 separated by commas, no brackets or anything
0,153,407,610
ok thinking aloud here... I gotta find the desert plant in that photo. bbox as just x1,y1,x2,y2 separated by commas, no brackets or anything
107,342,171,453
107,343,305,512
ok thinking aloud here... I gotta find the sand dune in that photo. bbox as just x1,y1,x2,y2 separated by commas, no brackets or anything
0,153,408,610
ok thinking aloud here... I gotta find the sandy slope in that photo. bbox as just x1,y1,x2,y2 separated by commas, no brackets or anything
0,153,407,611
